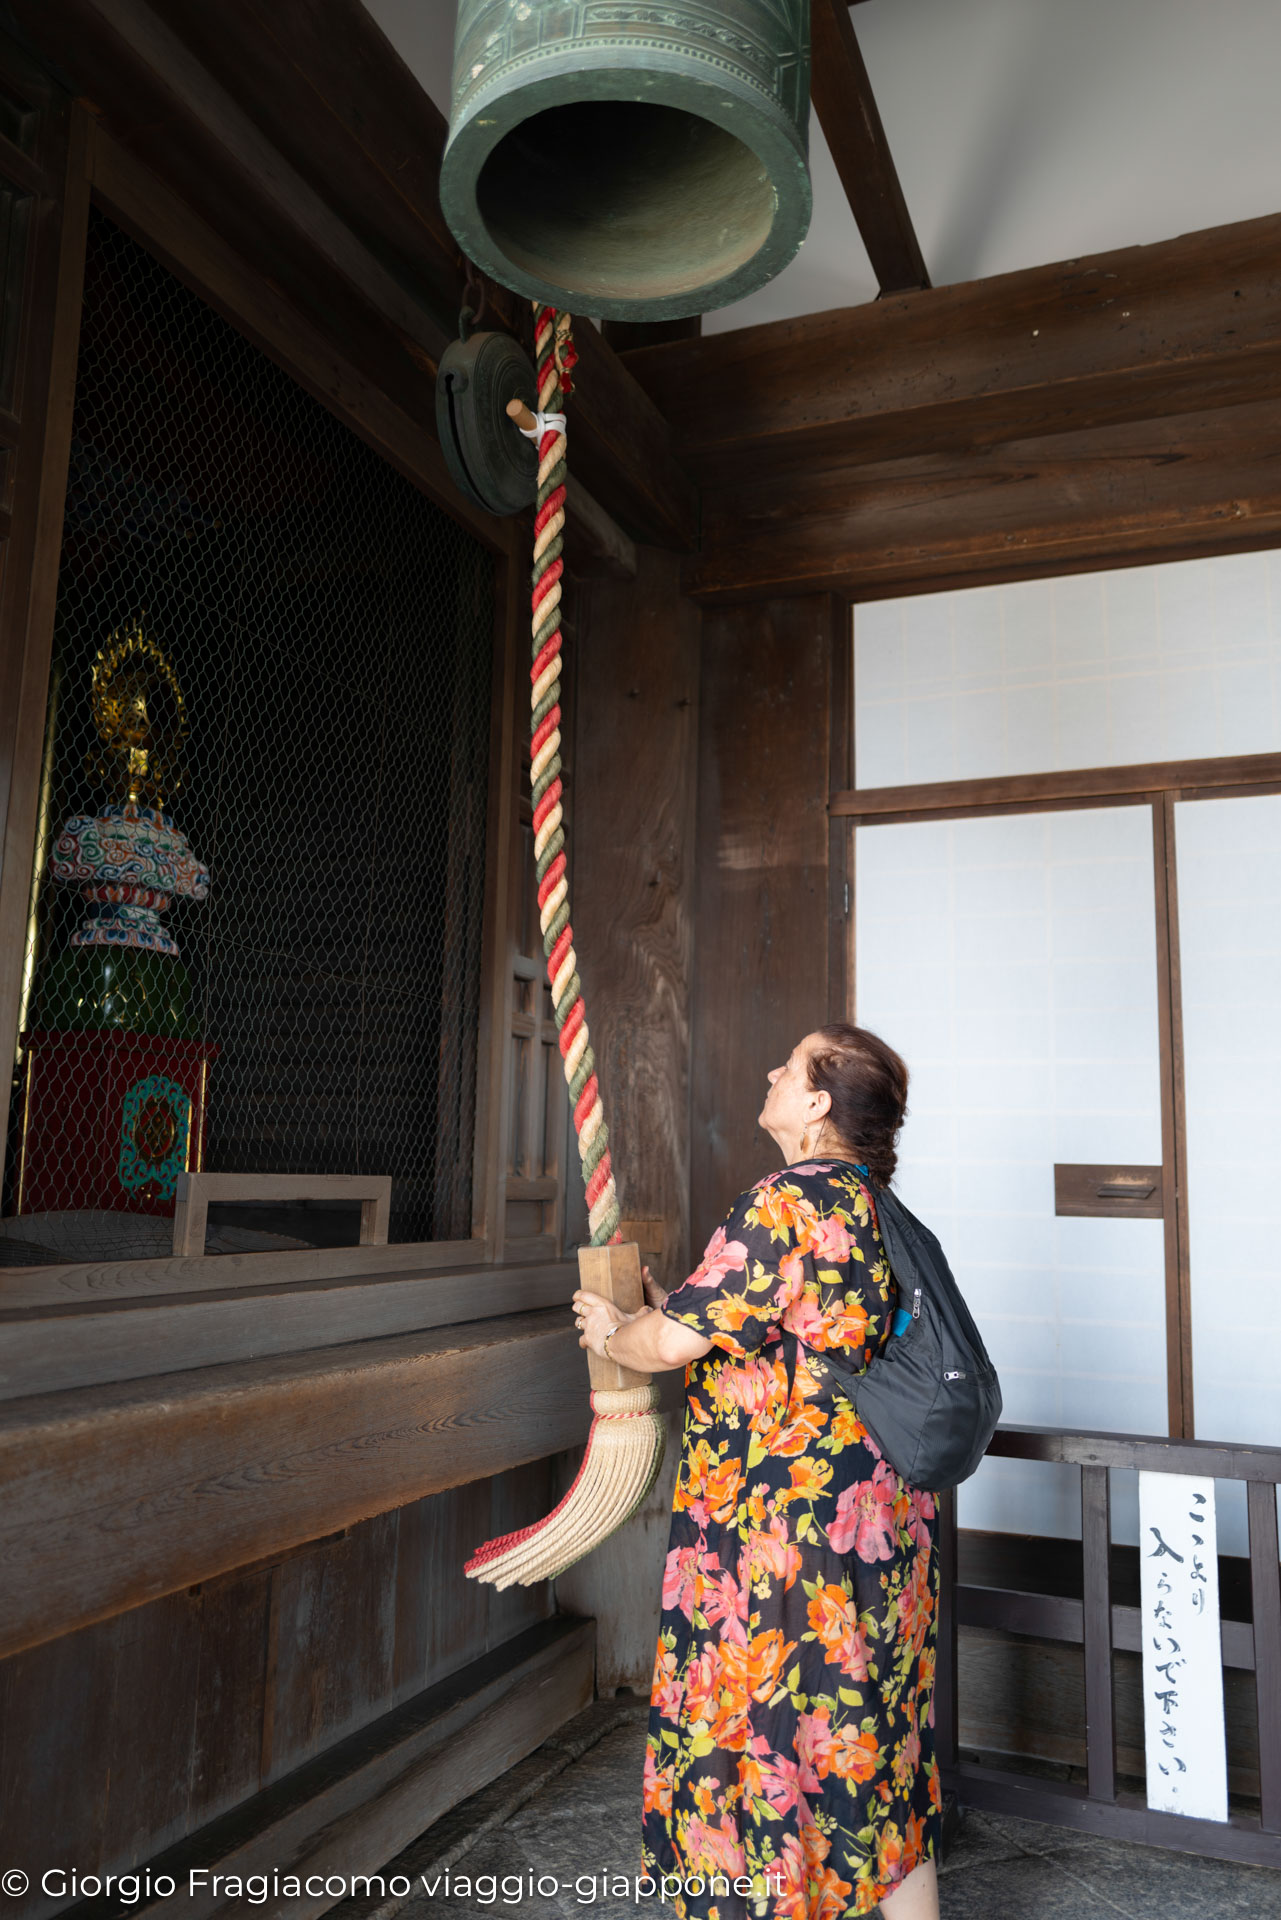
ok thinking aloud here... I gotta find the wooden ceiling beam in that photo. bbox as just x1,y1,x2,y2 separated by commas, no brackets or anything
621,212,1281,487
686,394,1281,603
809,0,929,295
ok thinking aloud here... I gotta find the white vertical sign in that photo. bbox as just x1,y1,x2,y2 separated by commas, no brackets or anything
1138,1472,1228,1822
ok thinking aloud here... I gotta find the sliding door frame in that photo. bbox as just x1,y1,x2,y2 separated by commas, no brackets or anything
835,715,1281,1440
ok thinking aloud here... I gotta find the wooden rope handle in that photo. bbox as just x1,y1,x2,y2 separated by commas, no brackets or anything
577,1241,650,1393
506,397,538,434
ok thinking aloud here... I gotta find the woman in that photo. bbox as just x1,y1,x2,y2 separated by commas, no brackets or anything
573,1024,940,1920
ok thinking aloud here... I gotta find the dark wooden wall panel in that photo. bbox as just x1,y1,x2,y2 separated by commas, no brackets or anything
690,596,841,1247
551,546,700,1691
483,1458,560,1650
266,1513,400,1782
0,1467,562,1919
0,1613,117,1880
101,1593,205,1863
188,1568,274,1818
571,546,701,1286
391,1474,490,1706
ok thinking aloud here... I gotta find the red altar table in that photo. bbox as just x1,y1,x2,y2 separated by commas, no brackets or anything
14,1030,218,1216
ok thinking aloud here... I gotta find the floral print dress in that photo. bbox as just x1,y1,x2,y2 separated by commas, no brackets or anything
641,1161,940,1919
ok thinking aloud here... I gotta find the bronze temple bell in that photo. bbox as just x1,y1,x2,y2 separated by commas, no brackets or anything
440,1,813,321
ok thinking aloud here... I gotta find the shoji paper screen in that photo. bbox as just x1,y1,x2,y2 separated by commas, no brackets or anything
855,807,1166,1538
1177,792,1281,1555
854,550,1281,790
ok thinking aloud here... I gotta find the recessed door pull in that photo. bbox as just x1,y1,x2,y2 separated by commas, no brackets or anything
1055,1164,1163,1219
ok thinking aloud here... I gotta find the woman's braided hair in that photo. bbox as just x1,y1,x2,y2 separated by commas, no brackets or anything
806,1023,909,1187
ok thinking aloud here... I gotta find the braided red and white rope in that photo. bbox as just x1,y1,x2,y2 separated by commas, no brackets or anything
527,305,620,1247
462,318,660,1585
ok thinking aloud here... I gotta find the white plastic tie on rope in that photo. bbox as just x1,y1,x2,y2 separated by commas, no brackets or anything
518,411,567,442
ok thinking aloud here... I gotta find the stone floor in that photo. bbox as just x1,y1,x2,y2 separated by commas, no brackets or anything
337,1703,1281,1920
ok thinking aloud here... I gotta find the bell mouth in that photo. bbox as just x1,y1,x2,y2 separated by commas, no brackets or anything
442,54,811,323
475,100,776,309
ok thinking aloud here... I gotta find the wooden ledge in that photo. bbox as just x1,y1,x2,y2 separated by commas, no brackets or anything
0,1258,579,1401
0,1309,591,1658
0,1234,489,1309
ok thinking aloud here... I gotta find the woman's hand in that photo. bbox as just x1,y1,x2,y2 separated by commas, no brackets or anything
642,1264,668,1311
571,1286,641,1358
571,1284,712,1371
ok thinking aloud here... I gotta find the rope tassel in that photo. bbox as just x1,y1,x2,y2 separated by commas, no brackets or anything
466,308,664,1590
465,1384,666,1588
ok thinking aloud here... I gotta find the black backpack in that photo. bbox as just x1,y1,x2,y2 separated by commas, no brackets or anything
810,1185,1003,1490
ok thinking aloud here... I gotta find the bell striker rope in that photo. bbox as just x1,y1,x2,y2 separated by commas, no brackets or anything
465,306,664,1588
528,307,620,1249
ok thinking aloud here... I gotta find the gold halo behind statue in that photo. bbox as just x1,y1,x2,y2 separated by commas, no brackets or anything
88,618,188,810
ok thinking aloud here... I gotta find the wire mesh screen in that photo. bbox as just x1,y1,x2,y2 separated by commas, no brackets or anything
2,208,493,1264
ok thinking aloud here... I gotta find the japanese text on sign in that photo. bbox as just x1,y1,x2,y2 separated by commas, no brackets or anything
1138,1472,1228,1823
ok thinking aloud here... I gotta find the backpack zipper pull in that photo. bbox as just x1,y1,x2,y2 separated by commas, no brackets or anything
912,1287,922,1319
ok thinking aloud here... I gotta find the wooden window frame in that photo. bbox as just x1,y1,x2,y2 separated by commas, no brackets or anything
0,105,548,1302
836,609,1281,1441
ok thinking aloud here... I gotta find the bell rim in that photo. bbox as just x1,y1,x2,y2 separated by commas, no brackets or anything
441,61,812,323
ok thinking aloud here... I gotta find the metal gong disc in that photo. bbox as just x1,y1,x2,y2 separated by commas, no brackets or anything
436,330,538,517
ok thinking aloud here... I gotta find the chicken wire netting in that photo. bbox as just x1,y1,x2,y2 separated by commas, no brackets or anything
1,208,493,1263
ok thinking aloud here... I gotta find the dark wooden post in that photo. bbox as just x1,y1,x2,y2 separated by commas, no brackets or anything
1080,1464,1117,1802
935,1486,959,1787
1248,1479,1281,1833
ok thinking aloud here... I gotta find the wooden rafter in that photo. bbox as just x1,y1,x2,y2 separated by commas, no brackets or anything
688,393,1281,603
809,0,930,294
621,212,1281,484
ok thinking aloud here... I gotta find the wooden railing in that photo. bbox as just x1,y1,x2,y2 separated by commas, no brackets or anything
937,1424,1281,1868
